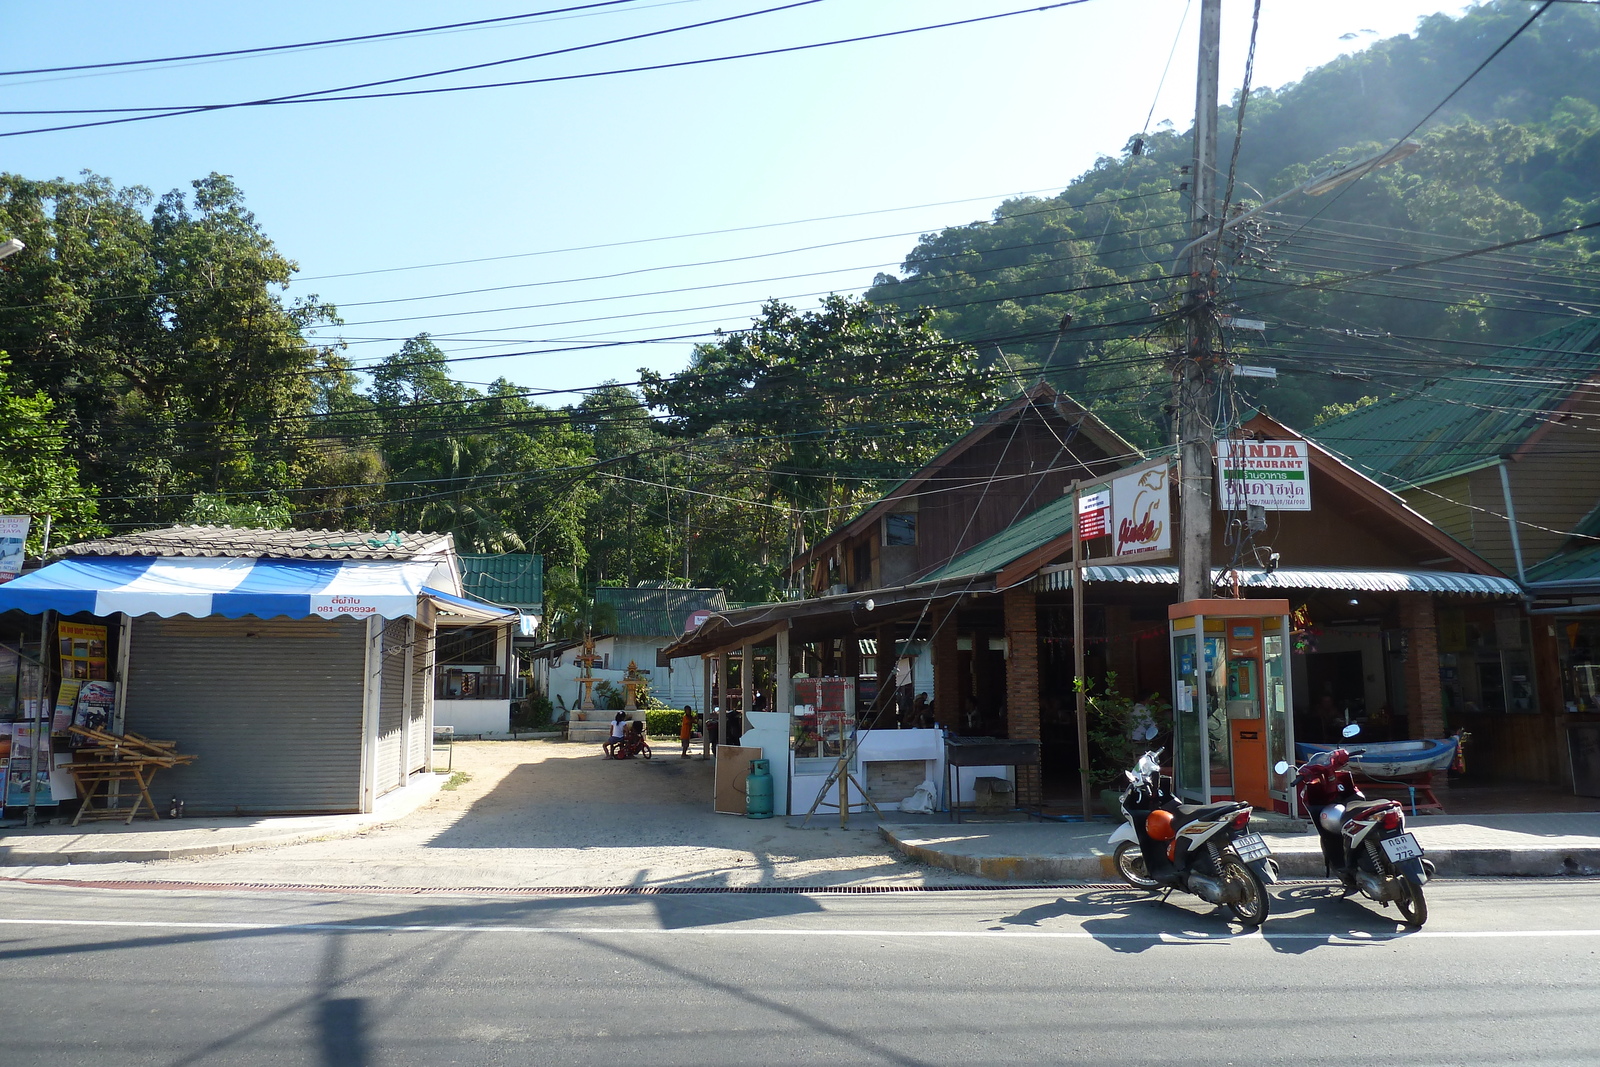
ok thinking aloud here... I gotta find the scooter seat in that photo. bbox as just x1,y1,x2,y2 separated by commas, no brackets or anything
1173,801,1248,824
1342,798,1397,821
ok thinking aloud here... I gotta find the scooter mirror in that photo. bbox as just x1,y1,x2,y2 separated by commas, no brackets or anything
1273,760,1290,775
1342,723,1362,738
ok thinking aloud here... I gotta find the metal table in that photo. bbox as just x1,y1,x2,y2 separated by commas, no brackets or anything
943,736,1041,822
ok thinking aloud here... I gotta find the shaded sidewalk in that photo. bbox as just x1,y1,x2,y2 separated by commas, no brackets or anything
0,773,445,866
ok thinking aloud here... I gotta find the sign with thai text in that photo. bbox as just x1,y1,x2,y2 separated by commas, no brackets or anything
1216,439,1311,511
0,515,30,584
1111,461,1171,559
1076,489,1110,540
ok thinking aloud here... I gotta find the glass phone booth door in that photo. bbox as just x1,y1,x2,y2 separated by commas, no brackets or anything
1168,599,1294,811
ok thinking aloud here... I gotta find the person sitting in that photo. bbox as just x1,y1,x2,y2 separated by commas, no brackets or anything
603,712,627,758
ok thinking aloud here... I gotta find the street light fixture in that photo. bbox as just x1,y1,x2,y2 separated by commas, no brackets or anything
0,238,24,260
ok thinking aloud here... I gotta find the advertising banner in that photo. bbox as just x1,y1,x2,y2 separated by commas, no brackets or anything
5,721,54,806
58,621,109,682
1076,488,1110,540
1216,439,1311,511
1111,461,1172,559
0,515,29,584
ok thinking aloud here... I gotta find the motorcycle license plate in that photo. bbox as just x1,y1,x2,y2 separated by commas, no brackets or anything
1232,833,1271,862
1381,833,1423,862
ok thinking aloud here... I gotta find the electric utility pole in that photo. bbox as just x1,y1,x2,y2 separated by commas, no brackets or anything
1177,0,1222,603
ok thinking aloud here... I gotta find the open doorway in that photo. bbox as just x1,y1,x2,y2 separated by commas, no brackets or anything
1301,650,1364,743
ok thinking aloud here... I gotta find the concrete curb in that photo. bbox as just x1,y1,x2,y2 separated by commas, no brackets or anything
879,825,1600,882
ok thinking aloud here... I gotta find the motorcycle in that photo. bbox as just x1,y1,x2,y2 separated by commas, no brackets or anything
1277,726,1431,928
1109,749,1277,927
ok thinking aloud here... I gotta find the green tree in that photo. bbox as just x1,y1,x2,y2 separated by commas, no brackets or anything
0,355,102,553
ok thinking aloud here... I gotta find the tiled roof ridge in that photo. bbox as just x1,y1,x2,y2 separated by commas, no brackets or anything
57,524,452,561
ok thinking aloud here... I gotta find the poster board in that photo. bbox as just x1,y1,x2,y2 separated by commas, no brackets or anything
0,515,29,584
58,622,109,681
5,721,54,807
714,745,761,814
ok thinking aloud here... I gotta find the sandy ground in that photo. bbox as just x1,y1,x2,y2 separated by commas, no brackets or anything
18,741,980,889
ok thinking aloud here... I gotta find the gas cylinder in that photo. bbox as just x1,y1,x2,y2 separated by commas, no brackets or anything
745,758,774,819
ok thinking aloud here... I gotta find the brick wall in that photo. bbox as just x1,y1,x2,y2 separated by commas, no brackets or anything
1401,593,1448,798
865,759,929,803
1005,587,1042,806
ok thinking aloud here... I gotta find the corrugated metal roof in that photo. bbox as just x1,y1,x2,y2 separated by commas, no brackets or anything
58,525,451,562
1311,318,1600,489
596,585,727,637
1525,543,1600,586
1033,564,1519,597
458,553,543,609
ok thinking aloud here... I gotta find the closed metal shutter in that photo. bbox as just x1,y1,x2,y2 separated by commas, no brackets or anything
408,623,433,773
125,616,366,815
376,618,408,797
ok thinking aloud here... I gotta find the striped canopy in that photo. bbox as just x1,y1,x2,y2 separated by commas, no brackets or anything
0,556,512,622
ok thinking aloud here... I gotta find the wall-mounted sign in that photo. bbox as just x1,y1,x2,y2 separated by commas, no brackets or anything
685,609,713,633
1076,489,1110,540
0,516,30,584
1112,461,1171,559
1216,439,1311,511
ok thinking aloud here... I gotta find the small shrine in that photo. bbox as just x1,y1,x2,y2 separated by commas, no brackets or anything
623,660,649,710
573,635,602,711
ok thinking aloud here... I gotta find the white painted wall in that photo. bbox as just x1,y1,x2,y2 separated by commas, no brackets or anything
434,699,512,735
542,634,709,717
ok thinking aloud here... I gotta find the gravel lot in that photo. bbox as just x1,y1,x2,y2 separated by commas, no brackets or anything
29,741,979,889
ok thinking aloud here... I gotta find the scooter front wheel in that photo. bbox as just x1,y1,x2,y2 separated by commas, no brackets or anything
1114,841,1159,890
1223,860,1270,927
1395,874,1427,928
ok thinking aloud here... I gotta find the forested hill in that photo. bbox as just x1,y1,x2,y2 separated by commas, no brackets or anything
865,0,1600,444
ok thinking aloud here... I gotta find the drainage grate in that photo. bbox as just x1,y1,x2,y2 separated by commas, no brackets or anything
7,878,1165,896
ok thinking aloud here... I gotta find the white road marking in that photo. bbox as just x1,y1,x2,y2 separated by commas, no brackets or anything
1,916,1598,941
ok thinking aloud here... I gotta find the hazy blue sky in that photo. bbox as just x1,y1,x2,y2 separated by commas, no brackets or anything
2,0,1475,396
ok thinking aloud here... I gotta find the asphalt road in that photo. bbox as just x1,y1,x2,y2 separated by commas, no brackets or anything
1,878,1596,1066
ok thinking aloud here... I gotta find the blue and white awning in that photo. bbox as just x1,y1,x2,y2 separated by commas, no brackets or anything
0,556,514,622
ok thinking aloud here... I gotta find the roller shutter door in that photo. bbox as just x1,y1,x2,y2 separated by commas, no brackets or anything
408,622,433,773
124,616,366,815
375,617,409,797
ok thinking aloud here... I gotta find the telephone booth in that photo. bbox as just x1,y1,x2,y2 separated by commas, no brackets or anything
1168,599,1295,813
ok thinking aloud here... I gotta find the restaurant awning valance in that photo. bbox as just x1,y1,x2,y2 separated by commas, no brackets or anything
1033,564,1521,597
0,556,515,622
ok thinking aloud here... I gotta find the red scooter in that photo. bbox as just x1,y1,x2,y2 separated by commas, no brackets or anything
1278,727,1432,927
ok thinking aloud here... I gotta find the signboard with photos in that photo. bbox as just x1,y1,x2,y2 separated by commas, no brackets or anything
0,515,30,583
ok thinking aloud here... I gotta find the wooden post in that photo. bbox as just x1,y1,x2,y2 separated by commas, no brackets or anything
701,655,711,760
1072,479,1092,820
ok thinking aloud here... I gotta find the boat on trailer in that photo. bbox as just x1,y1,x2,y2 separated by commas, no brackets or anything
1294,737,1458,779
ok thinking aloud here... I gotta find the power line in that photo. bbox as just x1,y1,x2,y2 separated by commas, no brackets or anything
0,1,1097,138
0,1,652,77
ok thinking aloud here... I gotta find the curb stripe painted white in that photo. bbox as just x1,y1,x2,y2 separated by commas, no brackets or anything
2,917,1598,941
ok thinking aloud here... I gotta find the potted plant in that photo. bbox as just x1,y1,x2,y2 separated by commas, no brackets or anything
1076,672,1171,814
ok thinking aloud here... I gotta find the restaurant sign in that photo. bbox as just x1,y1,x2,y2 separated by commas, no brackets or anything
1111,461,1171,559
1216,439,1311,511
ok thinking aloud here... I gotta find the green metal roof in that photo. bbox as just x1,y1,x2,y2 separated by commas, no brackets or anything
596,585,727,637
1310,318,1600,489
458,553,543,610
919,488,1078,582
1525,543,1600,586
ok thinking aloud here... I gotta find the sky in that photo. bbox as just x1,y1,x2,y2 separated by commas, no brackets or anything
1,0,1478,399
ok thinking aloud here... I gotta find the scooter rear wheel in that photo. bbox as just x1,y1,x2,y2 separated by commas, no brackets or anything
1114,841,1159,890
1223,859,1270,927
1395,875,1427,928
